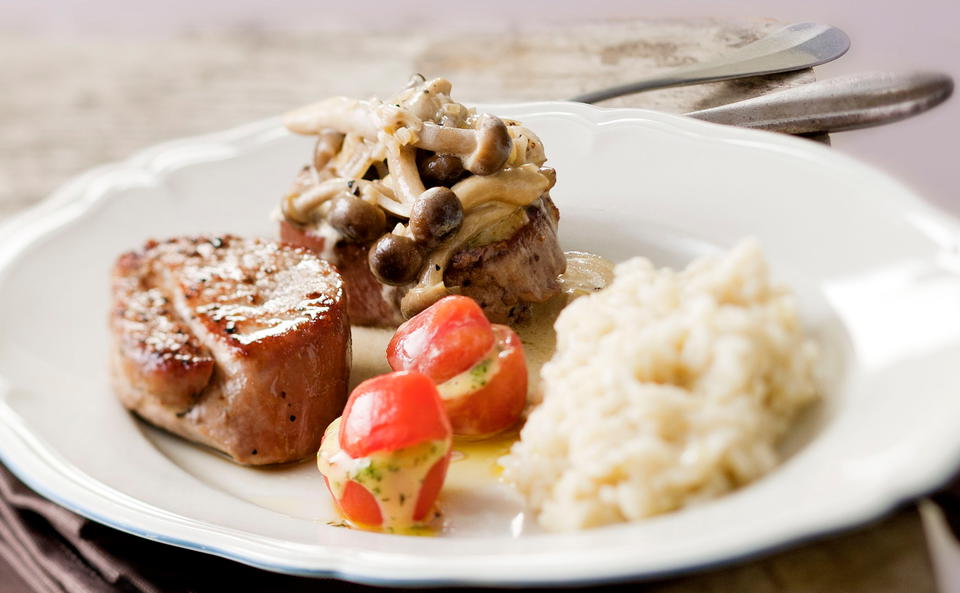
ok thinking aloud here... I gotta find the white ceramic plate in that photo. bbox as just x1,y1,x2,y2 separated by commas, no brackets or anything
1,102,959,586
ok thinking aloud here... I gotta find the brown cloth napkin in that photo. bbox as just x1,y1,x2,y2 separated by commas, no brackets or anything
1,459,958,593
933,478,960,542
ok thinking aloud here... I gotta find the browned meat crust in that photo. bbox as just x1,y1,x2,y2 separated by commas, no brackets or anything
110,236,351,465
280,197,565,327
278,223,406,327
446,197,565,323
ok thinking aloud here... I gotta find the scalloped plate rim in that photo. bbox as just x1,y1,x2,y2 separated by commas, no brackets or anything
0,101,957,586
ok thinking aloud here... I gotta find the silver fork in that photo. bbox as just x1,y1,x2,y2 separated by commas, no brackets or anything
571,22,850,104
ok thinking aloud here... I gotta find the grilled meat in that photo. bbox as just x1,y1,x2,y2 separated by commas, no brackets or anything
280,197,564,326
110,235,350,465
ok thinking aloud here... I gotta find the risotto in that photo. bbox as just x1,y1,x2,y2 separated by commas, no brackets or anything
500,239,819,531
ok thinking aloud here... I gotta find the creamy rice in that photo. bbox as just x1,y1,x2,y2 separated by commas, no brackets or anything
501,239,819,531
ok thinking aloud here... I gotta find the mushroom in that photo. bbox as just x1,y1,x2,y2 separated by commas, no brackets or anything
327,194,386,243
539,166,557,189
281,179,355,224
369,234,423,286
396,77,454,121
400,282,452,319
332,134,380,180
419,153,465,187
284,96,419,138
415,113,512,176
409,187,463,245
358,180,407,219
380,137,427,218
400,201,516,318
505,125,547,167
450,163,552,211
313,130,345,171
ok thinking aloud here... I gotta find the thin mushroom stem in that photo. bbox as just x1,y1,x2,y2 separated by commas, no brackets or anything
383,136,426,208
362,180,411,219
414,113,512,175
333,135,377,180
417,123,476,155
313,130,345,171
282,178,355,224
376,197,411,219
284,97,418,138
400,201,516,318
358,179,395,201
451,164,551,211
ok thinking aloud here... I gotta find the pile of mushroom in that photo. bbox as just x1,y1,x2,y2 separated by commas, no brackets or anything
282,76,556,317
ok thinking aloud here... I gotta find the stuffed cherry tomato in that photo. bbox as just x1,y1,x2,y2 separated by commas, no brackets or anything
387,295,527,437
317,371,452,530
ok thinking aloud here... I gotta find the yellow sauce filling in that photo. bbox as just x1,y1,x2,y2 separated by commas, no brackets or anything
317,418,450,531
435,344,502,401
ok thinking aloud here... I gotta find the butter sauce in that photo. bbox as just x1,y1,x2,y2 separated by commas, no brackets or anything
447,430,519,485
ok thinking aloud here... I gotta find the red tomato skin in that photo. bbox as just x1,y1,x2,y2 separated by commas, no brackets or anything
413,451,452,521
444,324,527,436
340,371,452,459
387,296,494,383
324,475,383,526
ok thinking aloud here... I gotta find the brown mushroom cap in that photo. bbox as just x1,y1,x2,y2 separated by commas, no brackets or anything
414,114,513,177
409,187,464,245
327,195,386,243
419,153,466,187
369,234,423,285
465,114,513,176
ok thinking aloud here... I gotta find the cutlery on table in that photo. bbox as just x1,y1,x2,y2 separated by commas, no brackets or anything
571,22,850,104
685,71,954,133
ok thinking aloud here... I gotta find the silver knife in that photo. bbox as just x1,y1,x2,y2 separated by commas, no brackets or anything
685,71,953,134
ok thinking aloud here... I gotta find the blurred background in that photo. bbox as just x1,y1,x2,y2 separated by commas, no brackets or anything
0,2,957,591
1,0,956,218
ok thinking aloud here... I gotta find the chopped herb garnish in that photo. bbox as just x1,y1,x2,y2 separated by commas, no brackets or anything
358,462,382,483
472,360,489,377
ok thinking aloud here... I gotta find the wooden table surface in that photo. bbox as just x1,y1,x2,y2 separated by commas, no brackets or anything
0,18,939,592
